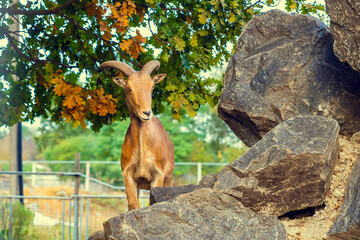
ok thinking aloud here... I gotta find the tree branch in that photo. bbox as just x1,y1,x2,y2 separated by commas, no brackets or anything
160,8,195,13
3,28,76,68
0,0,78,16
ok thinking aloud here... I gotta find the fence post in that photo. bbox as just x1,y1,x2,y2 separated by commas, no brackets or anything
197,162,202,184
31,161,36,187
74,153,80,240
9,198,13,240
85,161,90,191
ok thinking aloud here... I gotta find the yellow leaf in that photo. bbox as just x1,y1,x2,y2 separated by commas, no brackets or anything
188,91,197,102
165,84,178,92
174,36,185,51
186,104,197,118
229,13,236,23
172,99,183,112
198,29,208,36
161,51,169,62
289,3,297,9
246,8,254,15
231,0,238,8
172,112,181,121
198,9,207,24
189,35,198,47
210,0,218,6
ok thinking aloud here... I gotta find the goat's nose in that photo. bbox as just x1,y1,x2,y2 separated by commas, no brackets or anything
143,111,151,117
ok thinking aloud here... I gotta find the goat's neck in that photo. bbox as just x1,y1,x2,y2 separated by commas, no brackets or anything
128,112,151,142
129,113,153,173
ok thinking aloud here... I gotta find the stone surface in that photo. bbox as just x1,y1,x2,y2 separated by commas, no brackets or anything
328,157,360,239
280,134,360,240
150,174,218,204
198,173,218,188
103,189,287,240
150,184,198,204
325,0,360,73
88,230,105,240
218,10,360,147
213,116,340,216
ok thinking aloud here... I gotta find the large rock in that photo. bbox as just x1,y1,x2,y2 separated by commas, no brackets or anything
150,173,219,205
150,184,198,204
325,0,360,73
328,157,360,239
150,174,219,204
213,116,340,216
218,10,360,147
103,189,287,240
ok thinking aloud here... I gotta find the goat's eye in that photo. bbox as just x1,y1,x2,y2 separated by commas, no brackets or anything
125,87,132,92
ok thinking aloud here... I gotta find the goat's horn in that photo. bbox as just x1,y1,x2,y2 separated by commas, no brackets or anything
141,60,160,75
100,61,136,77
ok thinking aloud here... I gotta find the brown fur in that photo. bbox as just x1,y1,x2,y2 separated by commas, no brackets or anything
102,62,174,211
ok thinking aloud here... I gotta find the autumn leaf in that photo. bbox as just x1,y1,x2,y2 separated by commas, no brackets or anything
229,13,237,23
266,0,274,6
198,9,207,24
189,36,198,47
188,92,197,102
89,88,117,116
198,29,208,36
119,39,132,51
172,99,183,112
99,21,107,32
119,30,146,59
165,84,178,92
172,112,181,121
185,104,197,117
289,3,297,10
289,0,297,10
186,16,192,25
103,31,112,41
174,35,185,51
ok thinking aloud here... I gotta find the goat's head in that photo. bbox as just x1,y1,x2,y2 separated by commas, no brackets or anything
101,60,166,121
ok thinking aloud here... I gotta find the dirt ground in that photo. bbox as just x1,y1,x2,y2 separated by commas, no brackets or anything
280,132,360,240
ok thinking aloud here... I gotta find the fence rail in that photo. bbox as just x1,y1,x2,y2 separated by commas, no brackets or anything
0,160,228,186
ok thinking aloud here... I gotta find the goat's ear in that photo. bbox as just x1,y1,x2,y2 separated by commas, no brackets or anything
113,77,126,88
152,74,166,84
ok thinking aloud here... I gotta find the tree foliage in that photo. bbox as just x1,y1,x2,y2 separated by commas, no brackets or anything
0,0,325,131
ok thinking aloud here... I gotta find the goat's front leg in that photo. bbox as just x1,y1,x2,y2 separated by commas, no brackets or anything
124,174,139,210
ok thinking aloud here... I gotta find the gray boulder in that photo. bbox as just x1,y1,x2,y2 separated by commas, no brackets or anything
218,10,360,147
214,116,340,216
150,174,218,204
150,184,198,204
103,189,287,240
328,157,360,239
325,0,360,73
